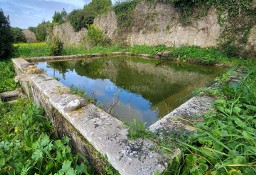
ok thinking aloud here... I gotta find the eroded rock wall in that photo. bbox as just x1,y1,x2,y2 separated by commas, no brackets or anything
49,22,87,44
22,29,37,43
127,2,221,47
50,1,256,50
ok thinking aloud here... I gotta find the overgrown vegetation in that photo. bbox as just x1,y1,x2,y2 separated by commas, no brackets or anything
164,63,256,174
113,0,138,30
0,61,17,93
168,45,228,65
14,43,170,58
14,42,50,57
0,9,14,59
11,27,26,43
68,0,112,32
5,41,256,174
49,36,64,56
0,55,94,174
85,25,111,47
0,99,94,174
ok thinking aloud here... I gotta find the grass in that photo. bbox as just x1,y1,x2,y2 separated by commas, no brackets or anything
14,43,170,58
14,43,233,66
14,42,50,57
163,62,256,174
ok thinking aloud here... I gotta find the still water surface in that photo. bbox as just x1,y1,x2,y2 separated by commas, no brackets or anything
36,56,223,126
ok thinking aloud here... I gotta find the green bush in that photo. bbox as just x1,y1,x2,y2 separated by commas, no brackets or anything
0,9,14,59
113,0,138,29
86,25,110,46
49,37,64,56
68,0,112,32
68,9,93,32
11,27,26,43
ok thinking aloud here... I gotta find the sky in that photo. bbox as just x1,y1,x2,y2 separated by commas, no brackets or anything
0,0,92,29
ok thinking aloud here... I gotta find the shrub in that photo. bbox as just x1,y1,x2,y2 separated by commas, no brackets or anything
113,0,138,29
11,27,26,43
68,9,93,32
0,9,14,59
85,25,110,46
49,36,63,56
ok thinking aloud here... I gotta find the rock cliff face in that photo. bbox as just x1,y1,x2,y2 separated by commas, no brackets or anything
125,2,221,47
50,22,87,44
22,29,37,43
50,1,256,50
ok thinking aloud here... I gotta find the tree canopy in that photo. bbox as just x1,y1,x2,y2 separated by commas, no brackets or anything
0,9,14,59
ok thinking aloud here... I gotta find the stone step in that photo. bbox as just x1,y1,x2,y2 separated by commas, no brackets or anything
0,88,22,102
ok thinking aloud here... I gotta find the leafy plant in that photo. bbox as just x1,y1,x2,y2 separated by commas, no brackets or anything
113,0,138,30
168,45,228,65
162,65,256,174
49,36,64,56
0,99,94,174
127,119,154,139
85,25,111,47
0,60,17,93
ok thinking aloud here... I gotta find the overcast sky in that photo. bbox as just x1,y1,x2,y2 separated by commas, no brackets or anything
0,0,93,29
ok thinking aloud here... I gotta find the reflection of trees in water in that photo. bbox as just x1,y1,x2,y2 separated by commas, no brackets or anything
74,59,105,79
47,61,72,79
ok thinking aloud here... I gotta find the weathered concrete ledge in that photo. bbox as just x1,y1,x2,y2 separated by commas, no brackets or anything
12,55,220,175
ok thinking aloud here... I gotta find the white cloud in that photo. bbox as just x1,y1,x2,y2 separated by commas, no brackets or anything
43,0,86,7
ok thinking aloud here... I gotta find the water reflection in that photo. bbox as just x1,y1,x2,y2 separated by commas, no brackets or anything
36,56,223,126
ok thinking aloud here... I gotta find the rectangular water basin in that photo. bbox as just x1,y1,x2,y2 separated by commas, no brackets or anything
36,56,224,126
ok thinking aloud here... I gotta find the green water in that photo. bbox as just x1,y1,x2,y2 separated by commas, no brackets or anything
36,56,224,126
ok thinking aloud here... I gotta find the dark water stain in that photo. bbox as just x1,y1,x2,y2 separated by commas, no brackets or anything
36,56,224,126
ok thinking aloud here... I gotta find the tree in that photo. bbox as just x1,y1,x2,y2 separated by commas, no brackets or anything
52,8,67,24
0,9,14,59
35,21,51,42
68,0,112,32
11,27,26,43
28,26,36,34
